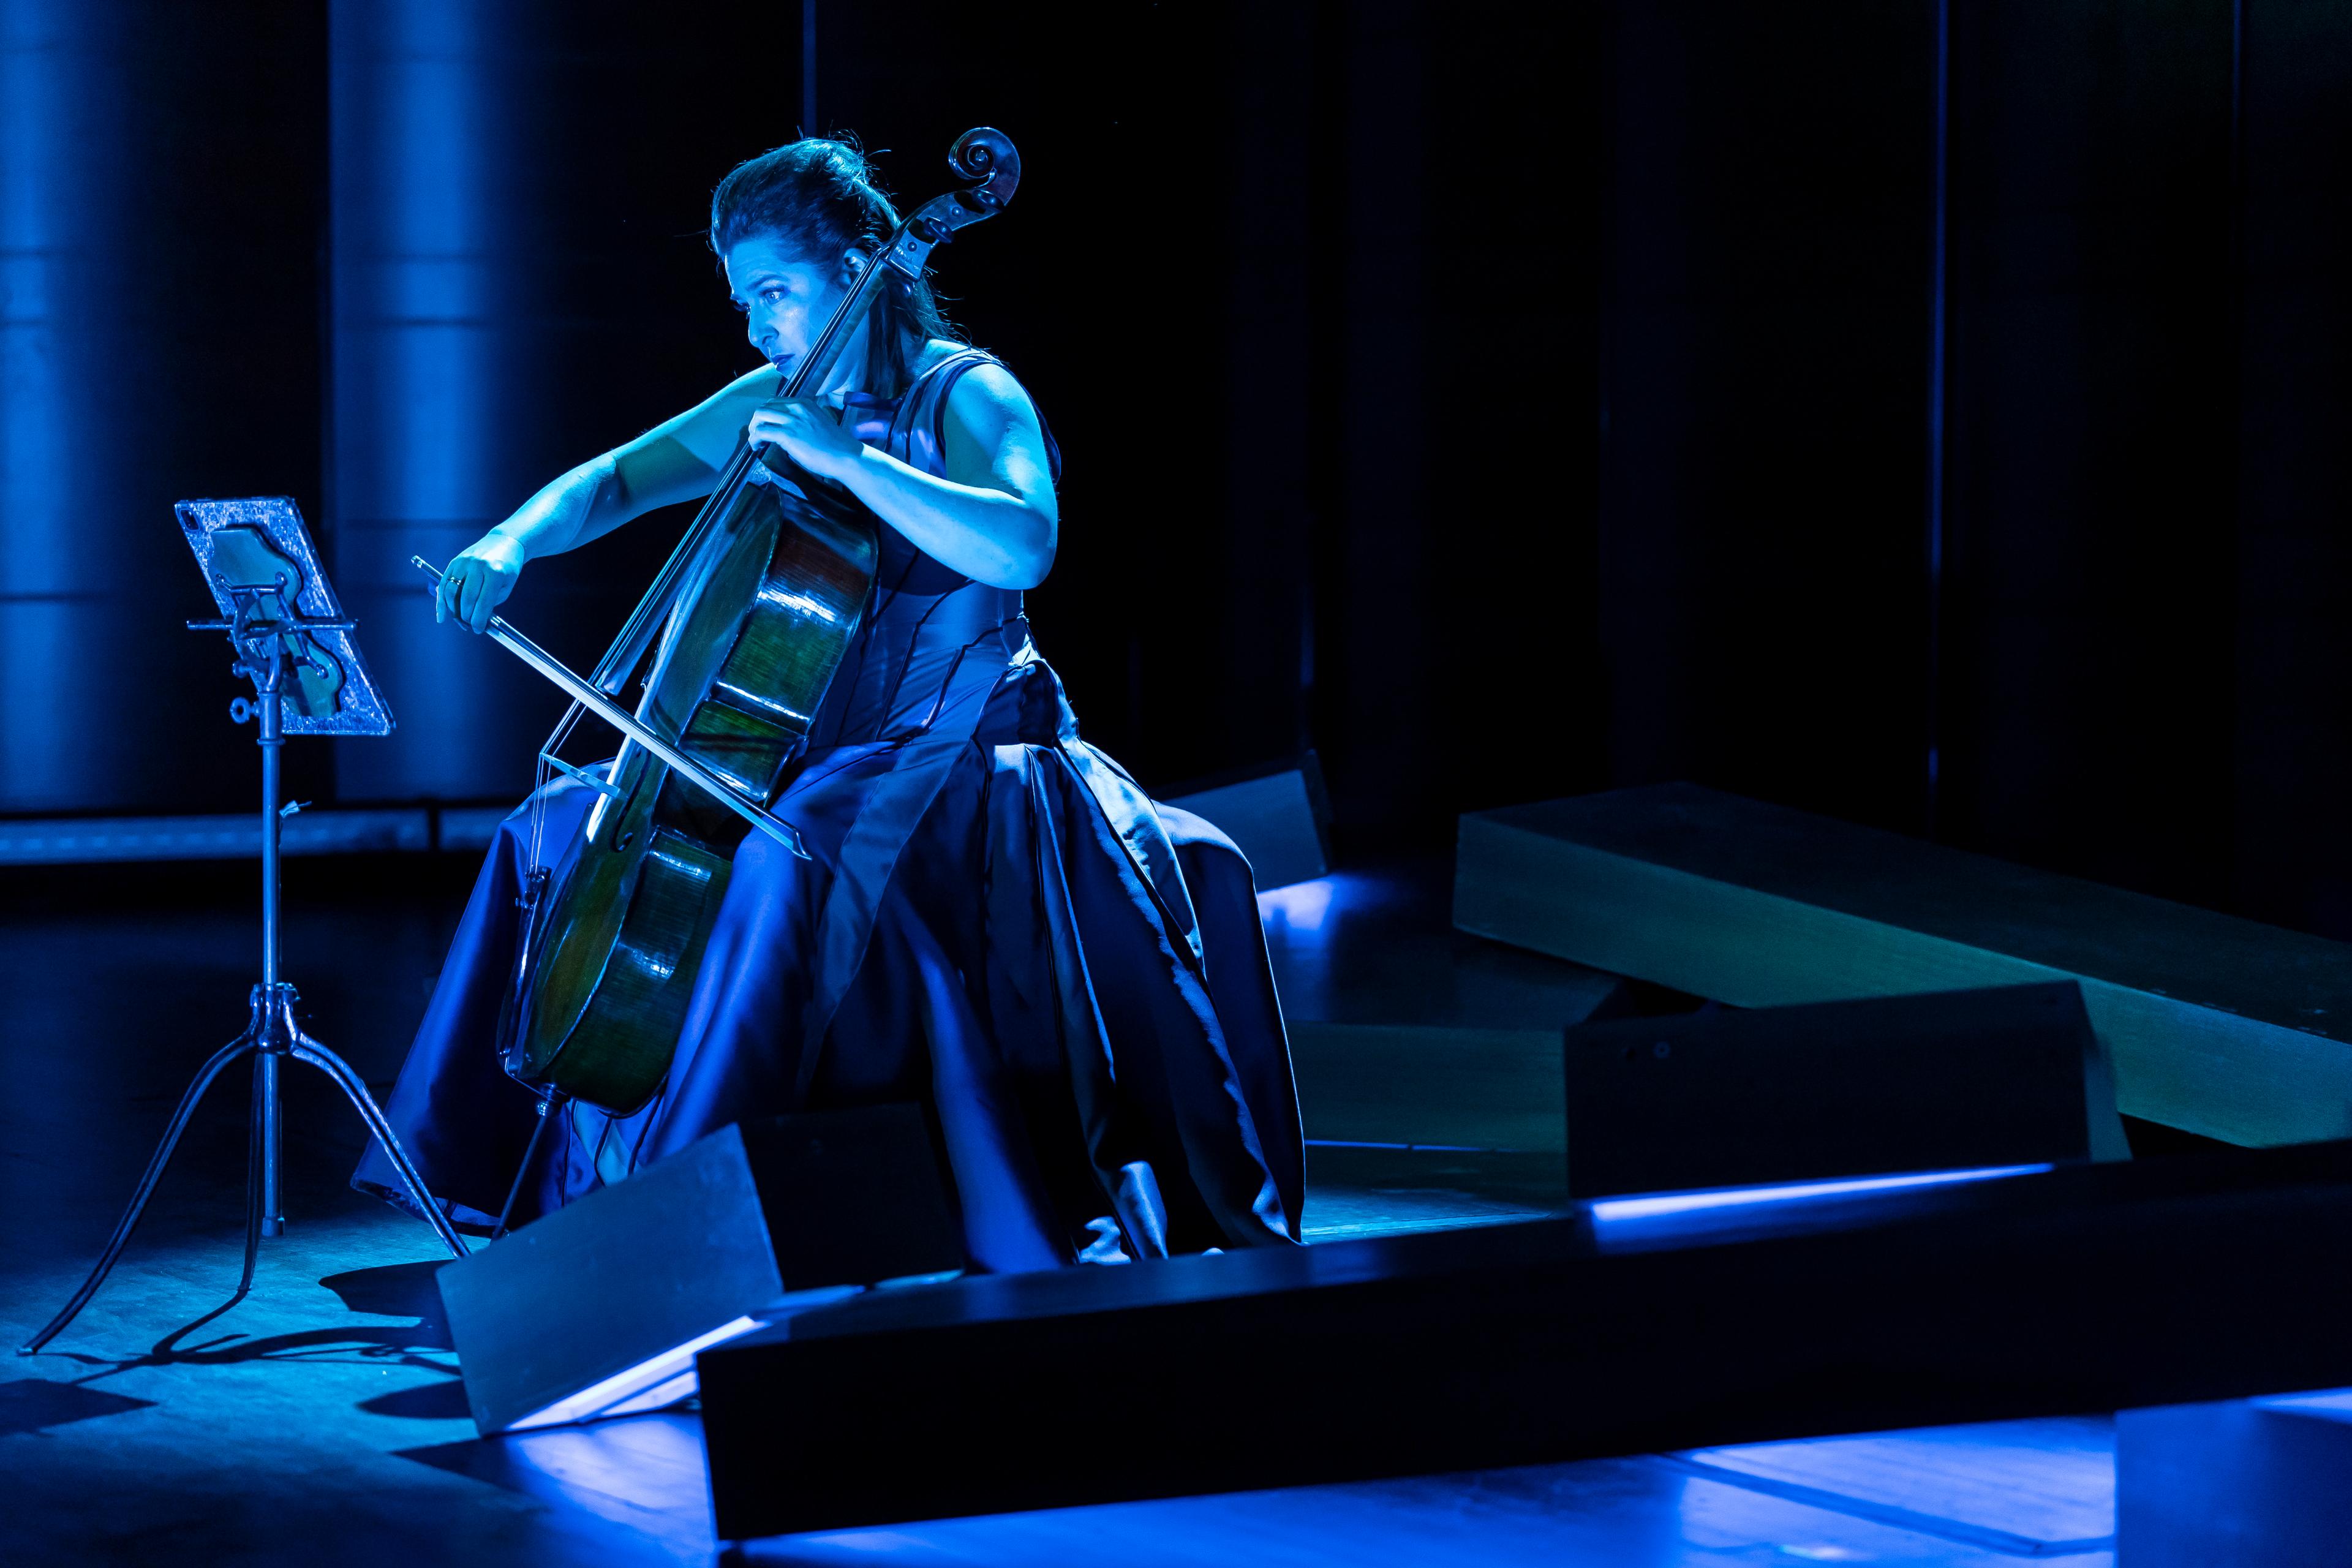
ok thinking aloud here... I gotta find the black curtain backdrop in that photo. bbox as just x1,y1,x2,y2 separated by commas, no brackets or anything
1597,0,2352,942
2235,0,2352,935
1937,0,2239,910
1599,0,1935,839
812,1,1597,838
15,1,2352,940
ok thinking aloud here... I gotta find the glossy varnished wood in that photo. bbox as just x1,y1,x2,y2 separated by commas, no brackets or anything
517,481,875,1113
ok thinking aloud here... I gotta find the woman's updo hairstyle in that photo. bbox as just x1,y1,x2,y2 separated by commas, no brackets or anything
710,138,960,398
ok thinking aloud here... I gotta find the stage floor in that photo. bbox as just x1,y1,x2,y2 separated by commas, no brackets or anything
0,857,2114,1564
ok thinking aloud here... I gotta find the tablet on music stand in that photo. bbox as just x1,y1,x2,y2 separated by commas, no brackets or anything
20,496,463,1358
175,495,393,736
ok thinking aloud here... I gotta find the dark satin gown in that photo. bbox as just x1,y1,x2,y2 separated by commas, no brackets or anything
355,350,1303,1270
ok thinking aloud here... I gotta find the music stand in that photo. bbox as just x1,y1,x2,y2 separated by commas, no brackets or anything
20,497,468,1355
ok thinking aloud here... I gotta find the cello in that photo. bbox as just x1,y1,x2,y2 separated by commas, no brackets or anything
417,127,1022,1115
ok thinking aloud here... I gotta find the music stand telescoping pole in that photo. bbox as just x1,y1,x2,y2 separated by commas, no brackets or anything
20,498,469,1356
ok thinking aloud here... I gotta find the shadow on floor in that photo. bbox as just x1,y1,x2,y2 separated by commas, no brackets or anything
39,1272,457,1398
322,1259,454,1349
0,1378,156,1437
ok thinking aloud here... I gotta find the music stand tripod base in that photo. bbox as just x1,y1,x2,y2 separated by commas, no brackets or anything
19,497,469,1355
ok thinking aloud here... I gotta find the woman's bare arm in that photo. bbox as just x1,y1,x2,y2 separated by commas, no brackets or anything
436,366,778,629
744,362,1058,589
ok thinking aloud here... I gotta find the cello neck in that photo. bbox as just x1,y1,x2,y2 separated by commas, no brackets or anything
586,126,1020,698
586,255,898,695
782,252,899,399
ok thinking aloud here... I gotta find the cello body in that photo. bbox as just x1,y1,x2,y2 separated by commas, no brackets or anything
499,129,1022,1115
505,477,877,1112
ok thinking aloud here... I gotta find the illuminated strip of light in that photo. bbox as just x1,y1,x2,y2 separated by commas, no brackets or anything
598,1368,700,1420
1587,1164,2052,1224
756,584,842,623
715,677,813,725
647,845,716,882
505,1314,764,1431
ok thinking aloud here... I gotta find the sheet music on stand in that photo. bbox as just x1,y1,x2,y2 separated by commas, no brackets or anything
175,496,393,736
21,496,464,1359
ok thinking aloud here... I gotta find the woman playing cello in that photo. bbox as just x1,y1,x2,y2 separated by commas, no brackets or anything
357,138,1301,1270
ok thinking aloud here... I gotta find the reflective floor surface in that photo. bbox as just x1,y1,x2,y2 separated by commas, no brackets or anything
402,1407,2121,1567
1256,860,1628,1031
1,857,2118,1564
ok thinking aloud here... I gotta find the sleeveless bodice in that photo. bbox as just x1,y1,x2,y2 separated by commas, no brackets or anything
804,349,1052,749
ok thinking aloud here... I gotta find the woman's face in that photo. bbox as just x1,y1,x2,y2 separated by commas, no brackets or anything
725,235,862,380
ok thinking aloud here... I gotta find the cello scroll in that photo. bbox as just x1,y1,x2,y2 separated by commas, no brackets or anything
876,127,1022,281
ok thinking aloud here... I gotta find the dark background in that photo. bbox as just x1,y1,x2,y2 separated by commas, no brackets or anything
6,1,2351,938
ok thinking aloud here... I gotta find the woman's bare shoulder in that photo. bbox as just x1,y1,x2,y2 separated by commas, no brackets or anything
938,351,1038,427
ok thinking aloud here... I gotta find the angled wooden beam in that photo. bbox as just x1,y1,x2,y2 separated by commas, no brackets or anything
1455,783,2352,1147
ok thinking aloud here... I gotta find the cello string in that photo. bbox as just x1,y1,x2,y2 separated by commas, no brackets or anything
528,701,588,873
545,235,916,852
586,236,886,692
482,134,1021,1128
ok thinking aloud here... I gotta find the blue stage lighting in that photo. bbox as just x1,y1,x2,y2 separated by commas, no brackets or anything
328,0,537,801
